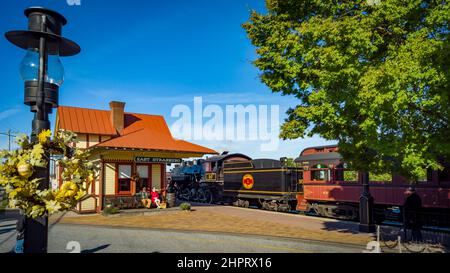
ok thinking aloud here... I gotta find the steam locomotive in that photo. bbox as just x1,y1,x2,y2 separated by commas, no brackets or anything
170,152,252,203
170,152,303,211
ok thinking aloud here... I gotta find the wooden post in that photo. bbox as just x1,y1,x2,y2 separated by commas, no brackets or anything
97,158,104,213
131,179,136,196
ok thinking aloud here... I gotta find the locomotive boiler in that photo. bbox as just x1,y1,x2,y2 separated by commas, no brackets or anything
170,152,251,203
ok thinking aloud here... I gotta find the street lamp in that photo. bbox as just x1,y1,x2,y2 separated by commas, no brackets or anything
359,171,375,232
5,7,80,253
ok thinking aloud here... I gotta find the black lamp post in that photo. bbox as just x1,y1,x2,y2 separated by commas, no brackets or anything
5,7,80,253
359,171,375,232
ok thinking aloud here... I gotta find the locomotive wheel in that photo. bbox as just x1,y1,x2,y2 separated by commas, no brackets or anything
255,199,264,209
180,189,190,201
197,190,213,204
270,202,278,211
234,199,249,208
277,203,289,213
189,189,198,202
196,190,206,203
203,190,213,204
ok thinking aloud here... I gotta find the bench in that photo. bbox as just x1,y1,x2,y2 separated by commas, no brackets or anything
104,196,144,210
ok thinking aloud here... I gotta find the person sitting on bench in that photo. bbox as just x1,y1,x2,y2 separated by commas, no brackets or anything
151,187,161,209
137,187,151,209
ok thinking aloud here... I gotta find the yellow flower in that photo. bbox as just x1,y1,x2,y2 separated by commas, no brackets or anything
38,129,52,144
88,173,95,182
17,161,33,178
60,181,79,198
75,191,86,201
55,190,66,201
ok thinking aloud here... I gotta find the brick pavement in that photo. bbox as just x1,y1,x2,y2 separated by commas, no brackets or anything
53,205,375,246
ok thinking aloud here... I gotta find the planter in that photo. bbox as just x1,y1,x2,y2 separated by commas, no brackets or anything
166,192,176,208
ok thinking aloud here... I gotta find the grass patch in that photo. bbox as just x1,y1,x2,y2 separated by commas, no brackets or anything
102,206,120,216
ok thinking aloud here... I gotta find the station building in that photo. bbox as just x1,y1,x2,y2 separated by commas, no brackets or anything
54,101,217,213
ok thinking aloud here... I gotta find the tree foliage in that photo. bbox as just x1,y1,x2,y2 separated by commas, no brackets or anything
243,0,450,181
0,130,97,218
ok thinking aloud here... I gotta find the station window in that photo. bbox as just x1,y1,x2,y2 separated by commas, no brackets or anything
118,164,132,194
136,165,149,192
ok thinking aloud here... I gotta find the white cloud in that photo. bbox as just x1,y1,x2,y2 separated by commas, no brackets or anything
0,108,20,121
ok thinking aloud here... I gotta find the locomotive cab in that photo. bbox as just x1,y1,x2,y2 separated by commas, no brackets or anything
201,153,252,184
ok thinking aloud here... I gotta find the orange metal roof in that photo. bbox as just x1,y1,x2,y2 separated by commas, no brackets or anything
56,106,217,155
57,106,117,135
94,128,217,154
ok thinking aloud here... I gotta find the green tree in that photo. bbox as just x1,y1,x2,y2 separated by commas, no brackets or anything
244,0,450,181
285,158,298,167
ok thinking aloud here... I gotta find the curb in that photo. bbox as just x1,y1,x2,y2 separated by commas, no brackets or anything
104,207,181,218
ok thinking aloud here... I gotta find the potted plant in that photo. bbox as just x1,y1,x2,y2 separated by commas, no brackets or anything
179,202,191,212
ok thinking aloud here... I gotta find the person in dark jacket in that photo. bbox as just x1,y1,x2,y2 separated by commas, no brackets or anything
403,187,423,242
14,211,26,253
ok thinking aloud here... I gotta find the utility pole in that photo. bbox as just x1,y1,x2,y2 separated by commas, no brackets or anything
8,129,11,151
0,130,15,151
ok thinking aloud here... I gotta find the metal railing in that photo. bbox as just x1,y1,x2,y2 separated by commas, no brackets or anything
377,225,449,253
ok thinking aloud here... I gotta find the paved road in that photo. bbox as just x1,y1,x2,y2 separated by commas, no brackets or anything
0,220,364,253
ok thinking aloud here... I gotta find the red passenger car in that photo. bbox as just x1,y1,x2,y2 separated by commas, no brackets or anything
295,145,450,226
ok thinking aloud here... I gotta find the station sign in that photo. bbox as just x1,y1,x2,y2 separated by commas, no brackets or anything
135,157,182,164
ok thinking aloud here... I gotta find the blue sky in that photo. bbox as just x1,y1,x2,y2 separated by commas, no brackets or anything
0,0,333,159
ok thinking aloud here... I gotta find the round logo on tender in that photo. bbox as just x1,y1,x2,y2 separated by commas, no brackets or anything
242,174,254,190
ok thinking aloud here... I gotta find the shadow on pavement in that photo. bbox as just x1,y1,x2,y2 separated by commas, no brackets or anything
0,227,16,235
81,244,111,253
0,223,16,229
321,221,365,235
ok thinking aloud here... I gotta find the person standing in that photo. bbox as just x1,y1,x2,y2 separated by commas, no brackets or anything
403,187,423,242
14,211,26,253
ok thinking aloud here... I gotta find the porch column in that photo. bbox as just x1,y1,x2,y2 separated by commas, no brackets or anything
97,158,104,213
